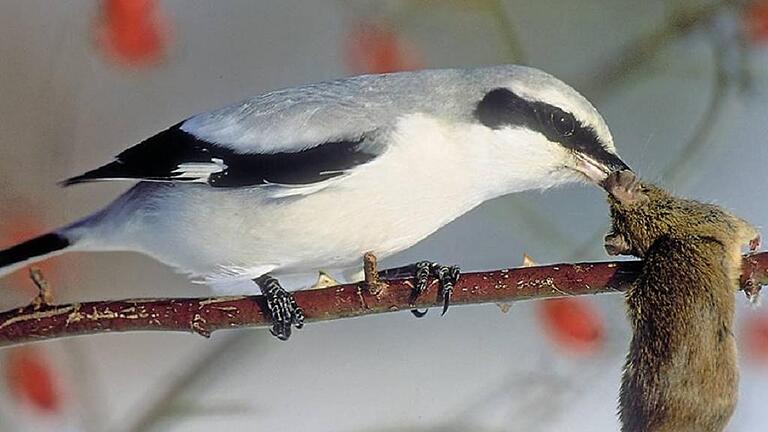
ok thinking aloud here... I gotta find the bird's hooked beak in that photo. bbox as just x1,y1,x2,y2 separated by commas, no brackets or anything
573,151,631,188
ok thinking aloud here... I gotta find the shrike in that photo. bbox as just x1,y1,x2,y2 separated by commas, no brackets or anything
0,65,629,339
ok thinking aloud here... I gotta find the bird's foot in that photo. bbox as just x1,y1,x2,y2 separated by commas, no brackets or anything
408,261,460,317
376,261,460,316
254,275,305,341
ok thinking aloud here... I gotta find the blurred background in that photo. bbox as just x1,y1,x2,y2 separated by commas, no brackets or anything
1,0,767,430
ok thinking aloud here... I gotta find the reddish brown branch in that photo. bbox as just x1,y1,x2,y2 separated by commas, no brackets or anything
1,253,766,347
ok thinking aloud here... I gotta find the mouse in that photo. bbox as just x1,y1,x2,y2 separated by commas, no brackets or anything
604,170,759,432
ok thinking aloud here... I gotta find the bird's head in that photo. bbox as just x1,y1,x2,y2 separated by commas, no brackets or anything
469,66,629,192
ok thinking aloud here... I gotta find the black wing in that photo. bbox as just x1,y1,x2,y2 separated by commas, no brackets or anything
62,123,378,188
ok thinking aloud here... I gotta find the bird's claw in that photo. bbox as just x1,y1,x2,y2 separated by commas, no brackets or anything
410,261,460,317
434,264,460,316
267,290,304,340
255,275,305,341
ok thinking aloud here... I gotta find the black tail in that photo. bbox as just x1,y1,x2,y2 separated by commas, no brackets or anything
0,233,70,277
60,161,127,186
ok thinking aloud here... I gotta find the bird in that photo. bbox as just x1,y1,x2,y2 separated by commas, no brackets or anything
0,65,630,340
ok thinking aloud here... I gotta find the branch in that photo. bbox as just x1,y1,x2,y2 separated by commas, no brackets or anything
583,1,730,98
1,252,766,347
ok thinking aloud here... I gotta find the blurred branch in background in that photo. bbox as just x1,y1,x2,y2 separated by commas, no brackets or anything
582,0,732,98
0,252,765,348
126,332,260,432
485,0,527,64
657,36,729,185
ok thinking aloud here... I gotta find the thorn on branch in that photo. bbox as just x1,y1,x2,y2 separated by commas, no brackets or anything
521,253,537,268
362,251,388,296
28,267,53,310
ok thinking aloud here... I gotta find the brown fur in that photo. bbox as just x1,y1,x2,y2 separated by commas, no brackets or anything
604,171,758,432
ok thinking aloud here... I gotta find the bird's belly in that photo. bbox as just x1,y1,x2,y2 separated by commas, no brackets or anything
134,178,478,280
182,180,473,276
261,190,458,272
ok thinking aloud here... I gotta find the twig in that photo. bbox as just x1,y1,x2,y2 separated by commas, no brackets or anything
28,267,54,309
0,253,766,347
660,35,730,186
126,332,256,432
583,1,730,98
363,251,388,295
486,0,528,64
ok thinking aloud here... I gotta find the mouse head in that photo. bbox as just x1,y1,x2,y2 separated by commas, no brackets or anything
603,170,684,258
604,170,760,264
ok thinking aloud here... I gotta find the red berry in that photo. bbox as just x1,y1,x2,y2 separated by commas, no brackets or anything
4,347,62,414
95,0,170,67
744,0,768,43
344,20,422,74
537,298,604,355
741,313,768,363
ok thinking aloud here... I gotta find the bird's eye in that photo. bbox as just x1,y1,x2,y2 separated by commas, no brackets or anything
550,110,576,137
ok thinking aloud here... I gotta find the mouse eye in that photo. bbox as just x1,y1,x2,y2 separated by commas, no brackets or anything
550,109,576,137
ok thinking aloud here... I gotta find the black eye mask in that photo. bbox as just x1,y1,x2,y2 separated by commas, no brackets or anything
474,87,607,158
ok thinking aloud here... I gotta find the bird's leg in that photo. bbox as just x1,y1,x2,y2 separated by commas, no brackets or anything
378,261,460,317
253,274,305,341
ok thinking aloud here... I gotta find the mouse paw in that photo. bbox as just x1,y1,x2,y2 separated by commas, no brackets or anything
604,232,632,256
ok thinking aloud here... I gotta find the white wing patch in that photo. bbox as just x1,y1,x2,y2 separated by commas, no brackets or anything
169,154,354,196
171,158,228,182
193,263,278,295
262,174,348,198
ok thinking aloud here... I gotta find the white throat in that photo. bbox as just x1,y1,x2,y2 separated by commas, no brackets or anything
434,119,579,199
